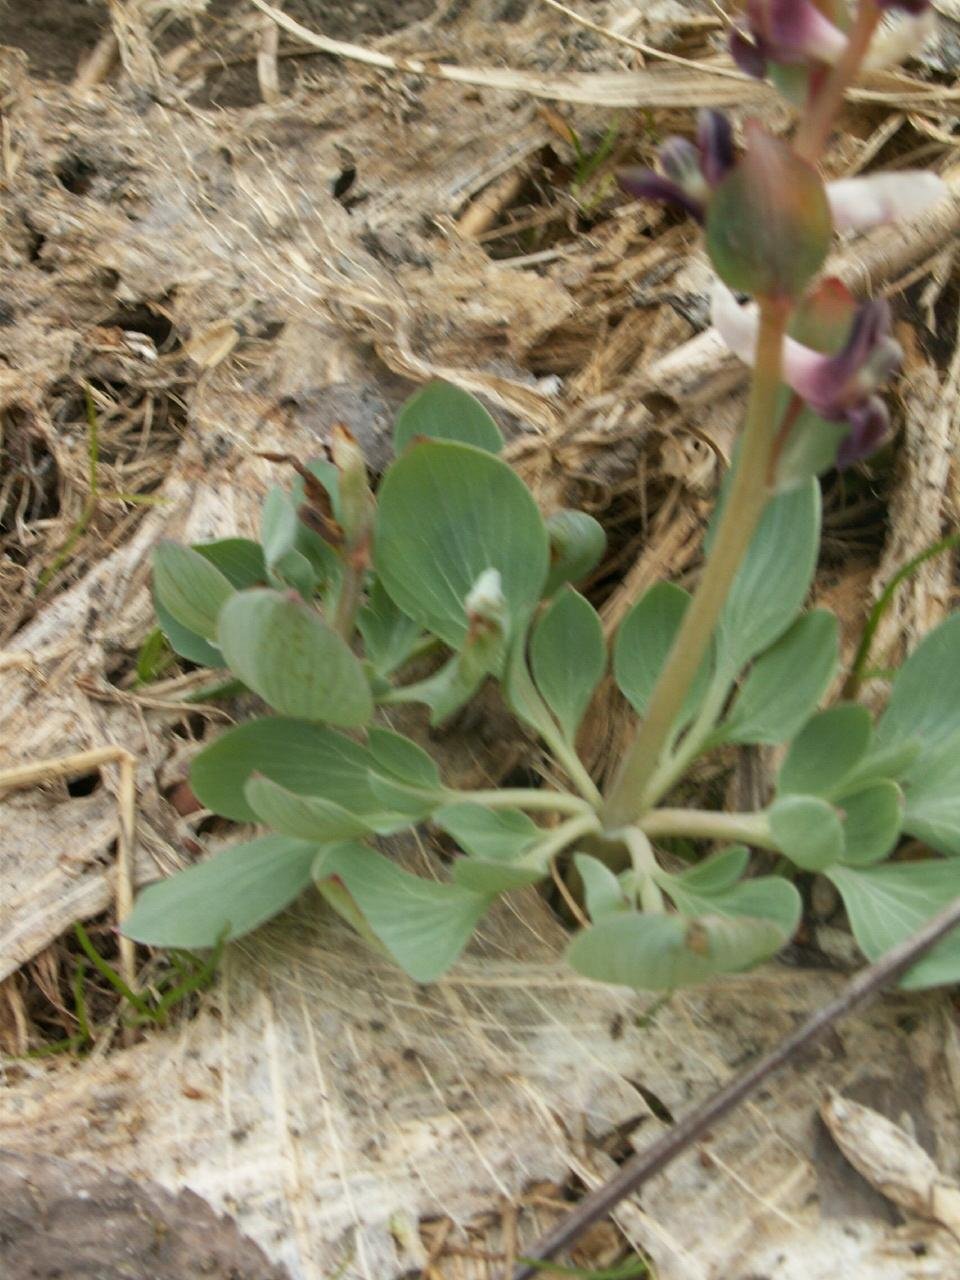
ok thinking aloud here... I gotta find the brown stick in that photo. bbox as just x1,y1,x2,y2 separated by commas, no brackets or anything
510,892,960,1280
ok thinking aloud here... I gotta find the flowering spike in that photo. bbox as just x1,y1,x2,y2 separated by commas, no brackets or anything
706,123,831,299
731,0,847,79
711,280,901,466
752,0,848,63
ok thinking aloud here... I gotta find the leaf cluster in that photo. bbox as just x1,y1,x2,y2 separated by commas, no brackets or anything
125,383,960,994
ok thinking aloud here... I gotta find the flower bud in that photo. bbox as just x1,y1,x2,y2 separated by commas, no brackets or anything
329,423,374,550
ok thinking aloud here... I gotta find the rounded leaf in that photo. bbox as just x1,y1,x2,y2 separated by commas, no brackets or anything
374,440,549,647
394,380,503,454
153,542,235,642
530,587,606,741
217,589,372,726
122,835,319,949
778,703,873,798
722,610,838,745
840,781,903,866
191,718,379,822
544,509,607,595
769,794,844,871
567,910,789,990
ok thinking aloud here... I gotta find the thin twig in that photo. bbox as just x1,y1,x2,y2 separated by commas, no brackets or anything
509,891,960,1280
538,0,748,81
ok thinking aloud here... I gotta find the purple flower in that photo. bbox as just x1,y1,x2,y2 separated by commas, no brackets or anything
712,279,902,465
732,0,934,82
730,0,847,80
619,110,734,223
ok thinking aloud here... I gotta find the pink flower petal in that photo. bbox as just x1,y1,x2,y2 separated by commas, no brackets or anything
710,282,825,393
827,171,948,232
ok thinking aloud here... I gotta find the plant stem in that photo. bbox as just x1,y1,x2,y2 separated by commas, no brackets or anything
621,827,665,913
602,300,789,829
639,807,777,850
525,811,603,866
333,559,363,640
635,671,732,811
794,0,880,164
453,787,593,817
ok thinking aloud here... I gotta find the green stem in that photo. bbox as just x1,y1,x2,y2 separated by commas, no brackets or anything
843,529,960,698
636,670,733,811
639,807,777,850
794,0,880,164
602,300,789,829
524,810,603,866
333,559,363,640
452,787,593,817
621,827,665,913
545,733,604,809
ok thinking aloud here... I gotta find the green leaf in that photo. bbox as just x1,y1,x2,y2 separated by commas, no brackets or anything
721,610,838,745
451,859,546,893
260,490,319,597
668,845,750,894
435,803,539,861
502,630,557,738
357,579,422,677
777,704,873,798
715,480,820,674
839,782,903,866
374,440,549,648
574,853,631,921
705,125,831,299
831,738,921,795
194,538,267,589
828,861,960,990
261,487,299,568
153,542,235,641
324,843,492,982
769,794,844,871
900,733,960,856
217,589,372,726
875,612,960,755
135,627,172,684
245,775,374,841
122,835,319,948
662,870,802,938
394,380,503,454
874,615,960,855
530,588,605,741
774,402,848,493
614,583,712,727
191,718,388,822
544,509,607,596
367,727,442,791
154,597,223,667
567,910,789,991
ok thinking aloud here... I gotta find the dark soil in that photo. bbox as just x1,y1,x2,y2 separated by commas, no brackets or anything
0,1150,290,1280
0,0,434,89
0,0,108,82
